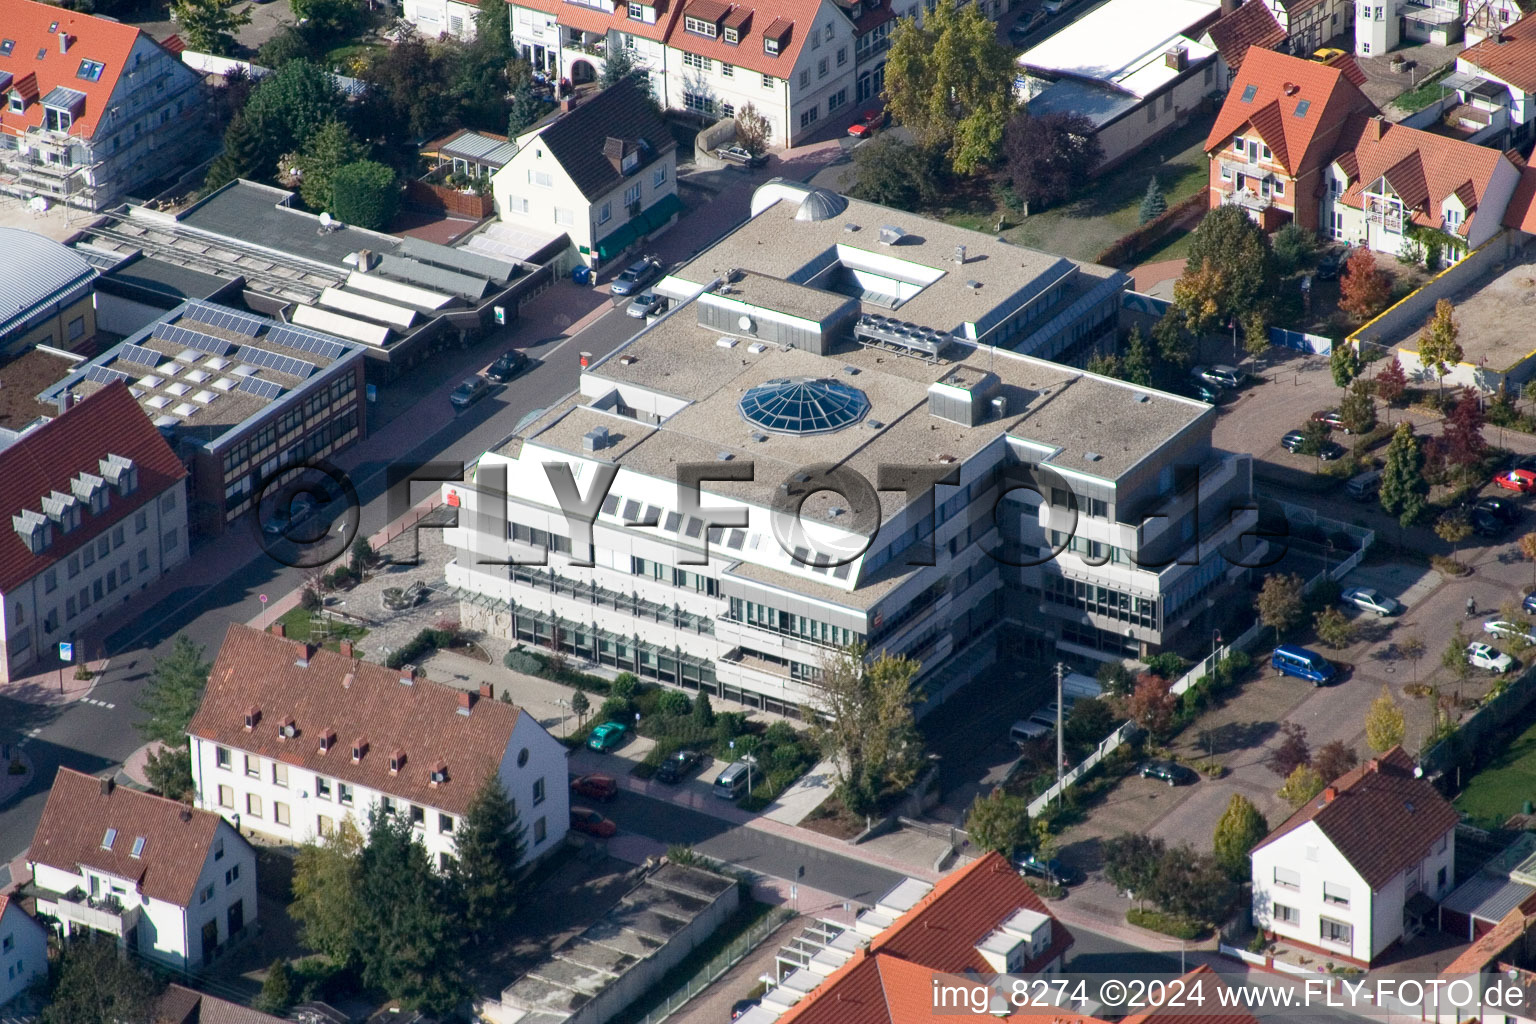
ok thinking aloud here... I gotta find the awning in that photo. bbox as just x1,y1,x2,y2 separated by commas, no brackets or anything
595,219,642,261
640,192,684,231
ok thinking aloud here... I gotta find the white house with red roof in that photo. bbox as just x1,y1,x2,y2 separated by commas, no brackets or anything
0,894,46,1011
0,0,210,211
0,382,189,685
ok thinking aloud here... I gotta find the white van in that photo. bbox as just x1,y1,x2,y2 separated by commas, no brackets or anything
1345,470,1381,501
1010,719,1050,745
1062,672,1103,701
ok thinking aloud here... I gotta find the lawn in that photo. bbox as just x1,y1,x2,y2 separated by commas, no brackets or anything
1453,714,1536,828
1137,226,1194,264
1393,68,1452,114
277,605,369,649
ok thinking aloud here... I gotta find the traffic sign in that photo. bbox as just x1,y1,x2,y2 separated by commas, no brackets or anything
58,641,73,662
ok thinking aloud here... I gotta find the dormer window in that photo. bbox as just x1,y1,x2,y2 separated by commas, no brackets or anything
244,705,261,730
318,727,336,753
279,716,297,739
389,749,406,773
725,25,738,42
7,93,23,115
45,106,72,132
765,36,780,54
622,150,639,172
351,737,367,762
685,14,719,35
430,760,449,784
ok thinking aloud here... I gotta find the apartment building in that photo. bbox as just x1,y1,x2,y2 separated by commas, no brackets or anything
0,896,46,1011
28,770,257,971
0,228,96,357
441,182,1254,715
1250,747,1458,966
1,383,188,685
186,624,570,869
0,0,210,210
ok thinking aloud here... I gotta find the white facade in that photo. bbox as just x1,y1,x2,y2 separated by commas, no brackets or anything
189,711,570,869
1457,51,1536,147
407,0,481,38
0,900,46,1009
30,818,255,970
1357,0,1465,54
1317,154,1520,257
1252,818,1454,964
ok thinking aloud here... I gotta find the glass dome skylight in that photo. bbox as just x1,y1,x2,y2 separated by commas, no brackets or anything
738,377,870,435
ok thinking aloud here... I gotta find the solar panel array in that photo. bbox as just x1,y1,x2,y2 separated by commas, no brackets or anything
237,346,316,379
84,365,132,386
184,302,263,336
117,344,164,368
265,325,349,361
238,377,284,401
153,324,234,357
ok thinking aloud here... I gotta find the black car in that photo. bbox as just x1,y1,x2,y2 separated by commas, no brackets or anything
1476,496,1522,524
610,257,663,297
1472,510,1508,538
1140,760,1198,785
450,377,491,409
1317,441,1346,461
655,749,704,784
1315,244,1352,280
485,350,529,383
1187,380,1228,404
1015,854,1085,886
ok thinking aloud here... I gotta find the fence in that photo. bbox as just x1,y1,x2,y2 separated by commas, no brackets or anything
1267,327,1332,355
1217,942,1266,966
629,908,794,1024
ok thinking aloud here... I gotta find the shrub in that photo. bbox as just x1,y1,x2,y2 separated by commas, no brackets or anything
383,627,456,669
503,649,544,675
611,673,640,700
1126,907,1206,939
300,588,323,612
598,696,631,723
331,160,399,230
1144,652,1187,679
656,690,691,716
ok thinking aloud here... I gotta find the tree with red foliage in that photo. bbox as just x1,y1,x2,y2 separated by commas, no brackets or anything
1128,674,1178,740
1441,387,1488,483
1338,248,1392,321
1373,358,1407,422
1265,722,1310,778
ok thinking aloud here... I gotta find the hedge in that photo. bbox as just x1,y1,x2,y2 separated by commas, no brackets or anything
384,627,456,669
1095,191,1207,267
331,160,400,231
1126,907,1207,940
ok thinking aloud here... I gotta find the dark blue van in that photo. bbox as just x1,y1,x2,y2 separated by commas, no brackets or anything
1272,644,1336,686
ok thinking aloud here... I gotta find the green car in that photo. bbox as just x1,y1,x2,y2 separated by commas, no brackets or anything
587,722,628,752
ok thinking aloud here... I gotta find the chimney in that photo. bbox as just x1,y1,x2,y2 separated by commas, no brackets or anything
295,643,312,668
271,622,286,638
1367,757,1381,773
399,665,416,686
179,807,193,822
59,32,70,54
55,391,74,415
457,690,474,716
1369,117,1386,142
479,682,494,699
99,776,114,796
339,639,353,658
1323,786,1338,804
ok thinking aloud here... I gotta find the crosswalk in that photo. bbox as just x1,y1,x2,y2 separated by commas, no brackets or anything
80,697,115,709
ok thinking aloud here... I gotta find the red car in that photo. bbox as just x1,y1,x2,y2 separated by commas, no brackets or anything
1310,409,1348,433
1496,469,1536,493
570,773,618,802
847,109,888,138
570,806,617,838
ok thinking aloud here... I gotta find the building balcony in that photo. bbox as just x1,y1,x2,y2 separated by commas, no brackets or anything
561,30,607,57
1221,185,1275,213
42,888,143,937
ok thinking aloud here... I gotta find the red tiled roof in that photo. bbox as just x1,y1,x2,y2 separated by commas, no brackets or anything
0,382,187,594
154,984,288,1024
666,5,811,78
1206,48,1378,177
869,852,1073,973
688,0,734,21
1206,0,1287,72
509,0,681,44
1462,13,1536,93
1325,52,1368,86
160,33,186,55
1255,747,1460,890
1121,966,1258,1024
1503,163,1536,230
0,0,145,140
188,624,527,817
29,768,242,907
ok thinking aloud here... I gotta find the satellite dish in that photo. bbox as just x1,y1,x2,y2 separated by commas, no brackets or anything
319,212,333,228
738,315,754,331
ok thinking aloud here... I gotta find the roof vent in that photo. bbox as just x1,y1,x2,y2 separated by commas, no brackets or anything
938,454,958,464
244,705,261,731
843,222,859,232
868,419,884,429
842,365,859,375
1085,452,1103,462
967,280,982,291
341,671,354,689
991,395,1008,418
583,426,612,452
828,507,846,517
319,727,336,753
878,225,907,246
954,245,967,264
716,337,739,349
716,451,734,461
751,432,768,442
1134,393,1150,403
279,716,297,739
619,355,637,365
747,342,768,354
389,749,406,774
351,737,368,763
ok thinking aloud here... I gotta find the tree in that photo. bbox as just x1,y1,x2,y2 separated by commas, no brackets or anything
1004,109,1103,214
1313,607,1355,651
1182,205,1272,324
842,136,946,212
290,817,366,965
1102,832,1166,907
280,118,368,214
964,788,1030,858
1123,326,1153,386
1277,763,1325,808
884,0,1016,175
1097,661,1135,697
1435,509,1473,560
357,33,456,147
1441,623,1474,702
1271,222,1319,279
241,59,347,185
290,0,364,38
1374,359,1407,417
1127,674,1177,739
256,959,296,1016
331,160,399,231
1151,309,1192,369
508,80,548,137
735,103,772,157
806,645,925,814
1065,697,1114,746
1150,847,1236,924
570,687,590,729
1212,794,1268,879
257,25,317,69
1172,260,1227,336
144,744,194,801
1298,418,1331,457
1441,387,1487,480
1085,351,1123,378
1400,633,1427,684
1256,572,1305,642
1139,176,1167,225
1265,722,1310,778
1379,423,1428,527
136,635,211,746
1365,684,1406,753
1338,248,1392,320
1418,299,1463,403
692,690,715,728
40,933,162,1024
449,775,527,940
1242,309,1269,370
1520,532,1536,590
170,0,252,55
600,43,652,96
205,111,265,191
1330,342,1359,388
1313,739,1359,783
1338,376,1377,435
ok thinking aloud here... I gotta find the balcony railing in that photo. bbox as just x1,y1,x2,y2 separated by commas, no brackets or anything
507,564,716,634
51,888,142,936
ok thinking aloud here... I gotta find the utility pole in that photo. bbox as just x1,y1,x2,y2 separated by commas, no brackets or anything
1055,662,1065,807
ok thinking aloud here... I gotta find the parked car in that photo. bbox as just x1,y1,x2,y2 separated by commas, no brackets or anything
1009,719,1050,744
1025,708,1059,732
1281,429,1307,452
1315,243,1352,280
485,349,529,383
1525,591,1536,617
1496,468,1536,493
1477,496,1523,524
1041,0,1072,13
610,258,662,296
716,145,767,167
450,376,491,409
1199,364,1242,390
1312,46,1346,61
1467,642,1516,673
1281,430,1343,459
586,721,628,752
570,773,618,802
262,496,317,537
1311,409,1350,433
847,109,889,138
626,292,667,319
1485,619,1536,645
1340,586,1401,617
1015,854,1084,886
1472,510,1508,538
570,806,618,838
655,749,705,784
1140,760,1198,786
1009,10,1047,41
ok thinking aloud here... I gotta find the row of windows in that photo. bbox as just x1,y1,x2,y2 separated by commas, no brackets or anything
727,597,860,649
1047,530,1137,567
17,469,141,555
1042,574,1158,628
630,555,722,596
221,375,356,476
214,746,461,834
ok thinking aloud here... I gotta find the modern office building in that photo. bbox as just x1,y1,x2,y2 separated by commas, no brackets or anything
441,183,1257,715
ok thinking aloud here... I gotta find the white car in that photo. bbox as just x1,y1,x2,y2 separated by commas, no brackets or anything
1467,642,1516,673
1483,620,1536,646
1341,587,1401,617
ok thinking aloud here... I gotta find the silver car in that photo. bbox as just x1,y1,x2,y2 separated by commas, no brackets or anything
626,292,666,318
1341,586,1400,617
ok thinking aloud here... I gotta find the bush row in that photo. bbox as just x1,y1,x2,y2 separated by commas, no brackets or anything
385,627,457,670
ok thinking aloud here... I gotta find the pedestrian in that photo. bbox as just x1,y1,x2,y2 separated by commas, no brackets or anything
1467,596,1476,618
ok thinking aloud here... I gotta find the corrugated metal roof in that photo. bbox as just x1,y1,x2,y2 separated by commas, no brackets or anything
1441,874,1536,922
0,227,98,341
441,130,519,167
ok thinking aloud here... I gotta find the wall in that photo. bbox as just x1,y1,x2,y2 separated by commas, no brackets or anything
1093,63,1221,171
406,179,494,219
0,903,46,1006
1252,819,1376,963
0,291,95,358
95,293,168,338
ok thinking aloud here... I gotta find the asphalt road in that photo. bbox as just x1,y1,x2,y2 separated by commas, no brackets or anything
0,304,642,873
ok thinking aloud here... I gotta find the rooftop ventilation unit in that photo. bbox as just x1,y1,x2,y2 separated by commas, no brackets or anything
717,451,734,461
1134,393,1150,403
747,342,768,354
991,395,1008,419
1165,44,1188,70
843,223,859,232
751,432,768,442
878,226,906,246
843,365,859,375
1085,452,1103,462
954,245,967,264
716,337,739,348
967,280,982,291
583,426,612,452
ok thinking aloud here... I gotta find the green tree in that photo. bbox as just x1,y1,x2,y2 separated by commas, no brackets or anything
171,0,252,55
1435,508,1473,560
842,136,946,212
1379,423,1428,527
1242,308,1269,370
1365,684,1406,753
473,0,514,64
508,79,548,136
280,118,369,214
1212,793,1268,878
570,687,590,729
735,102,773,156
1181,205,1273,324
144,745,195,801
1102,832,1166,908
964,788,1030,858
601,43,652,96
1441,623,1473,701
1004,109,1103,214
1418,299,1462,402
1313,607,1355,650
256,25,316,69
1150,847,1237,924
242,59,347,185
1085,351,1123,379
136,634,210,745
1330,341,1359,388
1400,633,1427,684
256,959,296,1015
1298,418,1331,456
884,0,1016,175
1256,572,1305,642
331,160,399,230
806,645,926,815
1271,222,1319,278
1123,325,1153,386
1338,376,1377,435
358,33,455,146
358,809,464,1014
290,817,366,965
692,690,715,728
1138,175,1167,225
40,933,162,1024
449,775,527,940
205,111,266,190
1277,763,1325,808
290,0,365,38
1151,309,1192,369
1065,697,1115,746
1172,260,1226,335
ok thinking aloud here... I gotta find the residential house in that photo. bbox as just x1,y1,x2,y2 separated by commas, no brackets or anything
1250,747,1459,966
406,0,482,39
1465,0,1536,44
1262,0,1354,53
0,227,96,356
0,895,46,1010
28,770,257,970
491,79,681,268
154,983,290,1023
1205,47,1378,232
1,382,189,685
1358,0,1465,54
186,623,570,869
1456,15,1536,149
1207,0,1290,72
0,0,211,210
